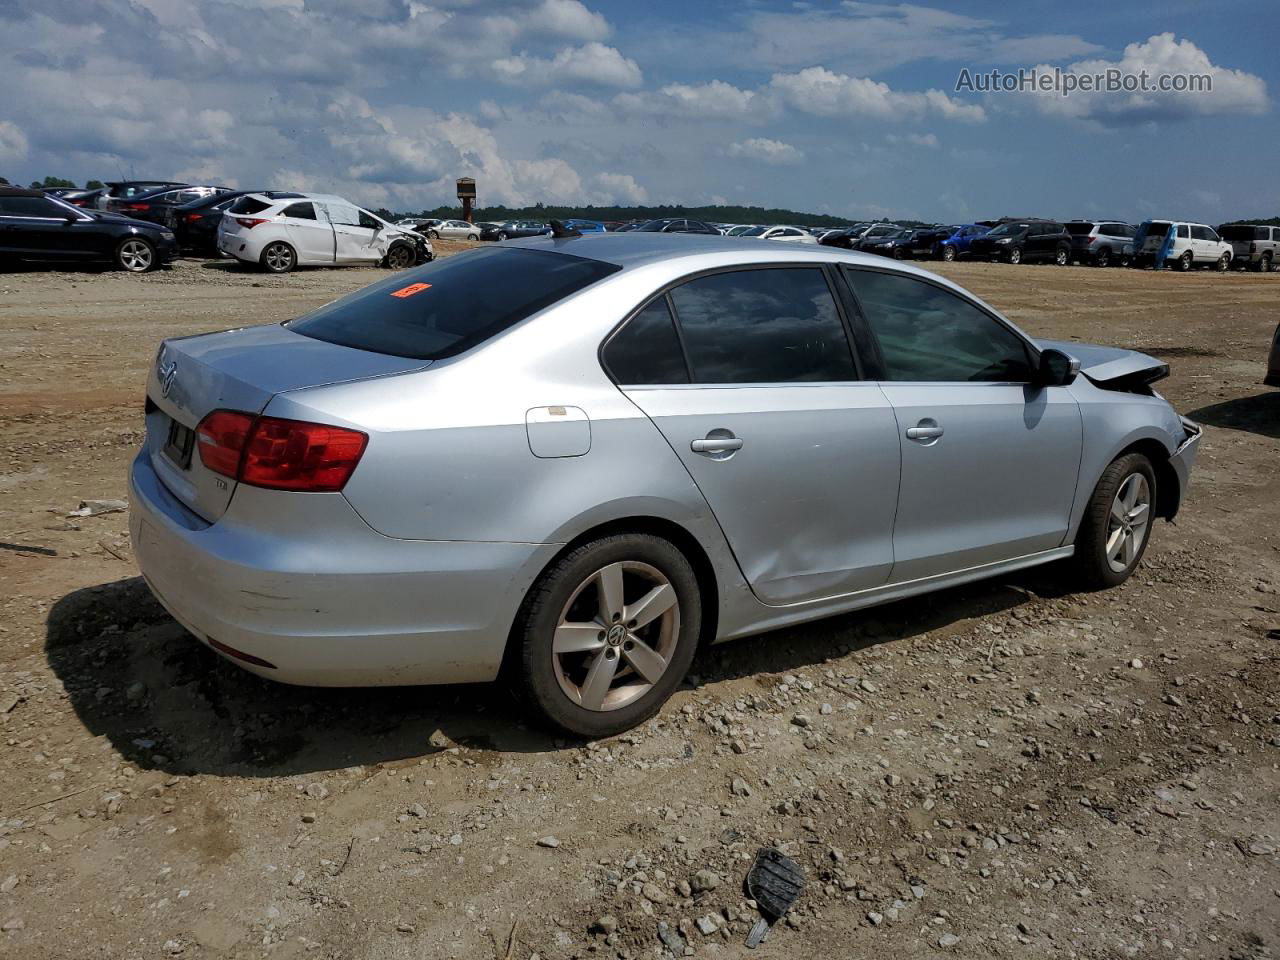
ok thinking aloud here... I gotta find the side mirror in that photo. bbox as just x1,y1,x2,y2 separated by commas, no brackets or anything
1036,348,1080,386
64,213,78,224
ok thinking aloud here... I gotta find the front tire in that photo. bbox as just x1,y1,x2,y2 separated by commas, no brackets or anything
260,241,296,274
941,244,957,262
1008,247,1022,265
498,231,509,241
1216,252,1231,272
1094,247,1111,268
1054,246,1069,266
426,229,439,240
1178,251,1193,272
514,534,702,738
467,233,479,241
1072,453,1156,589
384,243,415,269
116,237,155,273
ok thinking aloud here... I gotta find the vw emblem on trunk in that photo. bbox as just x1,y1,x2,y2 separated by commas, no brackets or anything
157,348,178,398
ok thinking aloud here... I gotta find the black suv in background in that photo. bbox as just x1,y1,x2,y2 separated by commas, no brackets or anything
1065,220,1137,267
969,219,1071,265
1218,224,1280,272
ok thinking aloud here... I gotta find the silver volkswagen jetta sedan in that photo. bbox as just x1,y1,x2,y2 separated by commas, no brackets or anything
130,232,1201,736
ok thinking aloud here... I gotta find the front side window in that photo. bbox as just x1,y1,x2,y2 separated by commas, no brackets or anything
288,247,620,361
603,297,689,385
326,205,361,227
358,210,381,230
669,268,856,384
846,269,1033,383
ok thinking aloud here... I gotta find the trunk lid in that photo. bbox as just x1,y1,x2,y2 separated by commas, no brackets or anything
145,323,428,522
1037,338,1169,389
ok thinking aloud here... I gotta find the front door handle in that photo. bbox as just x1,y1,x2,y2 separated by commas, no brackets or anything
691,436,744,454
905,419,944,443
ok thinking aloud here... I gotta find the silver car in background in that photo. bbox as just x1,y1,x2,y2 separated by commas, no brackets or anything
130,233,1201,737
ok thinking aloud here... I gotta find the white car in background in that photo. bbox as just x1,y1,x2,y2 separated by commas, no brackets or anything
739,225,820,244
218,193,430,273
1137,220,1233,271
423,218,481,241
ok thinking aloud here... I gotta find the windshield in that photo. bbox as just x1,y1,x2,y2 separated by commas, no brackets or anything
287,248,621,361
741,226,768,237
635,220,673,232
985,223,1027,238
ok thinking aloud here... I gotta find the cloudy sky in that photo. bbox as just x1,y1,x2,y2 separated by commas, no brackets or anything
0,1,1274,222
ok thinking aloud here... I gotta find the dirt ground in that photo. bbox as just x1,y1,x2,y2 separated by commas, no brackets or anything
1,246,1277,960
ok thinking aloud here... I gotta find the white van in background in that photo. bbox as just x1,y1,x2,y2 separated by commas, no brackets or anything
1136,220,1233,271
217,192,430,273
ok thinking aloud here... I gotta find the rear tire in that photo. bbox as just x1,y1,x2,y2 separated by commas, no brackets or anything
1094,247,1111,268
115,237,155,273
260,241,296,274
514,533,702,738
467,233,479,241
1072,452,1156,590
1258,253,1273,273
1054,245,1069,266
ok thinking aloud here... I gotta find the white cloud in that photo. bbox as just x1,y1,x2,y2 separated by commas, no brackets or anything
593,172,648,203
494,42,642,88
523,0,610,41
0,120,30,164
728,138,805,165
886,132,939,148
1022,33,1267,125
770,67,986,122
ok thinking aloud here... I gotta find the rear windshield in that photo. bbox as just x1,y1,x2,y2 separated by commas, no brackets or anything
1145,221,1172,236
1065,222,1095,235
286,247,621,360
228,196,271,215
1219,225,1266,241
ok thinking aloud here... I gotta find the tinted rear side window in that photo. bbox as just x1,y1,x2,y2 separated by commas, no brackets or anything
229,196,271,215
669,268,855,384
604,297,689,384
287,247,621,360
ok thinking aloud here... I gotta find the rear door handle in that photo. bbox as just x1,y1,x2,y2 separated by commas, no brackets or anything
691,437,744,454
905,419,944,443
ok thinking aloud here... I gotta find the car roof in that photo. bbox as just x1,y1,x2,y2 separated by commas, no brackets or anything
505,230,932,270
0,186,47,198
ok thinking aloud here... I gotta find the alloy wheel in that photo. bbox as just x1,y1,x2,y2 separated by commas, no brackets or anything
119,239,153,272
1106,473,1151,573
264,243,293,272
552,561,680,712
386,245,413,269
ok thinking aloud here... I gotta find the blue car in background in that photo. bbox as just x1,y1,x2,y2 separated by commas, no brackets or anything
937,223,991,261
563,218,606,233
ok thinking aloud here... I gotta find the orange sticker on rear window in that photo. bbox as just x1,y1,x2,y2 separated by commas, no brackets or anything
390,282,432,299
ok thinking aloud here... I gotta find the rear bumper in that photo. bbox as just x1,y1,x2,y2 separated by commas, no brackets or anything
128,449,559,686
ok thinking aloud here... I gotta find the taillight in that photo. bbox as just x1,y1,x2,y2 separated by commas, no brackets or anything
184,213,204,223
235,217,268,229
1086,236,1095,244
195,411,367,492
197,410,255,479
126,203,150,211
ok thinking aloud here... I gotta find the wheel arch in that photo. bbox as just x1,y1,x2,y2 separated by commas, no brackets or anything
1112,437,1181,520
502,514,723,676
